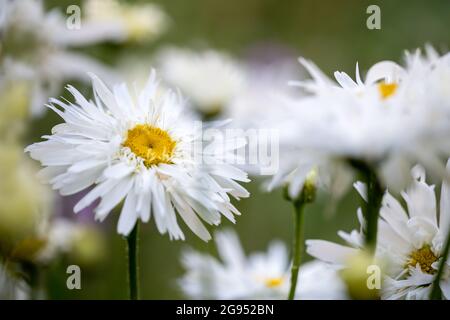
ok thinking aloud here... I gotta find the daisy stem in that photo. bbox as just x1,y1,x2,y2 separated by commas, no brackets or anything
364,169,383,251
126,223,140,300
288,201,305,300
430,228,450,299
350,160,383,251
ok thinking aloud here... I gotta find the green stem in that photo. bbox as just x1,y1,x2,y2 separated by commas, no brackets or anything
430,229,450,299
288,201,305,300
127,223,140,300
350,160,383,251
365,170,383,250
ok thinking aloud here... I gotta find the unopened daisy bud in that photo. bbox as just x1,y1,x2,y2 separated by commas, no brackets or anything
340,251,382,300
284,169,317,205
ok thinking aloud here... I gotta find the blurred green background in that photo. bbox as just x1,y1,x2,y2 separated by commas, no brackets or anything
33,0,450,299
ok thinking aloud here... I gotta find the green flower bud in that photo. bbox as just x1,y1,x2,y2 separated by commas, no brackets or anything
284,168,318,205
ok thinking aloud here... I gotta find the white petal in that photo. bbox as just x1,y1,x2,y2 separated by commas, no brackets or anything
95,177,134,220
74,178,117,213
439,159,450,235
68,159,106,173
365,60,405,85
215,229,246,268
103,162,134,179
402,176,437,226
380,192,412,243
440,279,450,300
171,192,211,242
306,240,358,265
117,191,138,236
353,181,367,202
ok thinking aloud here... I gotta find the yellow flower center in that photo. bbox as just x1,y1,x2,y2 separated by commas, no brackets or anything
264,277,284,288
123,124,176,167
406,245,438,274
378,82,398,99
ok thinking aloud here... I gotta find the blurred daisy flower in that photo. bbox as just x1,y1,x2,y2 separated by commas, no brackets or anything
0,0,117,116
0,144,105,299
274,47,450,195
0,143,52,263
26,71,249,241
306,162,450,299
37,219,106,268
226,59,303,129
83,0,169,43
225,59,343,196
0,77,31,141
157,48,245,117
179,229,346,299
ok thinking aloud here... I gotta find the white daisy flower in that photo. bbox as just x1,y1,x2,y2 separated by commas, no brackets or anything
26,71,249,241
278,47,450,194
83,0,169,43
0,0,117,116
225,59,302,129
157,48,245,116
226,60,349,198
179,229,346,299
306,162,450,299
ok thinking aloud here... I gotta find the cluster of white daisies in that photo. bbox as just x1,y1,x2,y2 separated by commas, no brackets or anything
2,0,450,301
24,46,450,300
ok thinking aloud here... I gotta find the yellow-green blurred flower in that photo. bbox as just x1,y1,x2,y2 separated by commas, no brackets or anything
339,251,382,300
70,225,107,268
0,78,31,141
0,143,52,262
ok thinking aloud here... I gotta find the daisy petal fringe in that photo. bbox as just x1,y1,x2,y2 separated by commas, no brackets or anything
25,70,250,240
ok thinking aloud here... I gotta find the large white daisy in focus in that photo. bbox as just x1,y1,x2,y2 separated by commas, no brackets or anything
26,71,250,241
179,229,346,299
306,162,450,299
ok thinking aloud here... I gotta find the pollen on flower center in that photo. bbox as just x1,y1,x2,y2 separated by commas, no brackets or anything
123,124,176,167
406,245,438,274
264,277,284,288
378,82,398,99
